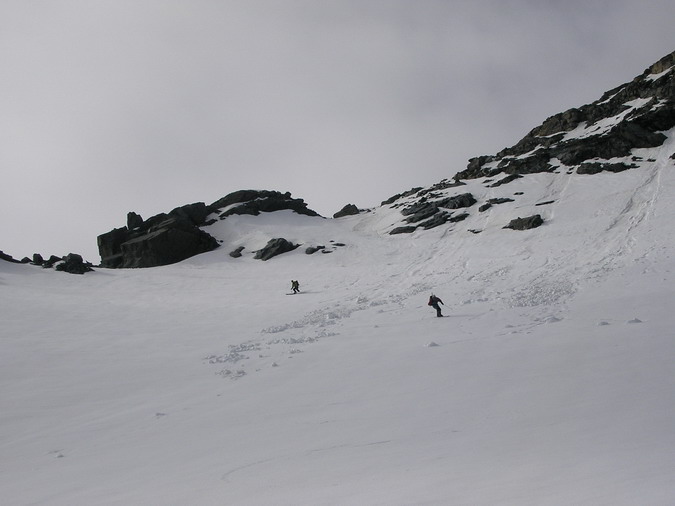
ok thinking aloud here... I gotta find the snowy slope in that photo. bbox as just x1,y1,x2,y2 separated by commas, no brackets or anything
2,128,675,505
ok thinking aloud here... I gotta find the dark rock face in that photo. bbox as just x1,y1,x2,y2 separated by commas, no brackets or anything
333,204,360,218
97,227,130,268
504,215,544,230
127,212,143,230
455,51,675,181
119,218,219,268
254,238,299,261
98,206,219,268
55,253,94,274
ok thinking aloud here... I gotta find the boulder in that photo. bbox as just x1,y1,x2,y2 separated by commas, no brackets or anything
504,215,544,230
254,238,299,261
229,246,245,258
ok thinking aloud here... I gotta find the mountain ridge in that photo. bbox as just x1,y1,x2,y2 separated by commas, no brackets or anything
2,51,675,505
2,50,673,270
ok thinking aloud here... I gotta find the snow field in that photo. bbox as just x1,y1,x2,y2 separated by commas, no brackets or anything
1,135,675,504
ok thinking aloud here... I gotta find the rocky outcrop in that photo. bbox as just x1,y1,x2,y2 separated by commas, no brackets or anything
98,190,320,268
98,203,219,268
400,193,476,223
333,204,360,218
1,250,94,274
212,190,319,219
388,191,477,235
55,253,94,274
455,51,675,181
254,238,299,261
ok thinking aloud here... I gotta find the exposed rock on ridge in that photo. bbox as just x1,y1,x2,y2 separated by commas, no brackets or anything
454,51,675,180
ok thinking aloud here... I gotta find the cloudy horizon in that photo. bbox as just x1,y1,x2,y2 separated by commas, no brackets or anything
1,0,674,261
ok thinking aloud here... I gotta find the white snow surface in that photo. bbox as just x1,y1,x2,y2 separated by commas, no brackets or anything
2,133,675,505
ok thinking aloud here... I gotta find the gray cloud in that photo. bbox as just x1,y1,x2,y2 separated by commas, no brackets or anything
1,0,674,260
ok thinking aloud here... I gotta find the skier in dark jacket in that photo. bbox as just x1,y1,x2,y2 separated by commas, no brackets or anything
428,294,444,317
291,280,300,294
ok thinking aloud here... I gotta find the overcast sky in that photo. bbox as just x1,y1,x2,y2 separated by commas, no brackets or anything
1,0,674,261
